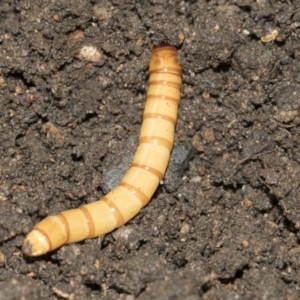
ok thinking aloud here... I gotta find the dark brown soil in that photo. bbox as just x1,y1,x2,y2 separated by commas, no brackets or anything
1,0,300,299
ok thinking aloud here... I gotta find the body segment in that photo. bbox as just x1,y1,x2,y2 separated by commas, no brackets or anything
22,44,182,256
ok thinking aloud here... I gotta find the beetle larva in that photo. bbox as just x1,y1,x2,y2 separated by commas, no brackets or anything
22,44,182,256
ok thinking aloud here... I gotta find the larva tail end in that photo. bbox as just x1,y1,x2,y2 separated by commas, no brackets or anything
22,229,50,256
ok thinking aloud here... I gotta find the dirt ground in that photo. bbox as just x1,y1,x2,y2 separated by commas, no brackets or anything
1,0,300,299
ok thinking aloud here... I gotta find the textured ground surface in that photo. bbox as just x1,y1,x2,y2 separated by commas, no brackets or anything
1,0,300,299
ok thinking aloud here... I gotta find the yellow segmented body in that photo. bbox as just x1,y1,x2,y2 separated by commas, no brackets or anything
22,44,182,256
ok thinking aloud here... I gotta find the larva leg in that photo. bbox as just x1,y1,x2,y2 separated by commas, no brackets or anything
22,44,182,256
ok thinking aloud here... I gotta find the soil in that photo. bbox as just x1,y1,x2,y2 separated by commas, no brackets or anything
0,0,300,299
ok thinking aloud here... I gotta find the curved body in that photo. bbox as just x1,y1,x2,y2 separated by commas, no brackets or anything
22,44,182,256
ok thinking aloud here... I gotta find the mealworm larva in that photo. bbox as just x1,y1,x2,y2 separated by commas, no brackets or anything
22,43,182,256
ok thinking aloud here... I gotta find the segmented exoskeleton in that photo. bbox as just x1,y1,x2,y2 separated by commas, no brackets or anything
22,44,182,256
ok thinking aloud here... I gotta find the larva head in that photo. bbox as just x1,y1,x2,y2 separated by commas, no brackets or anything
22,229,51,256
150,43,181,73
